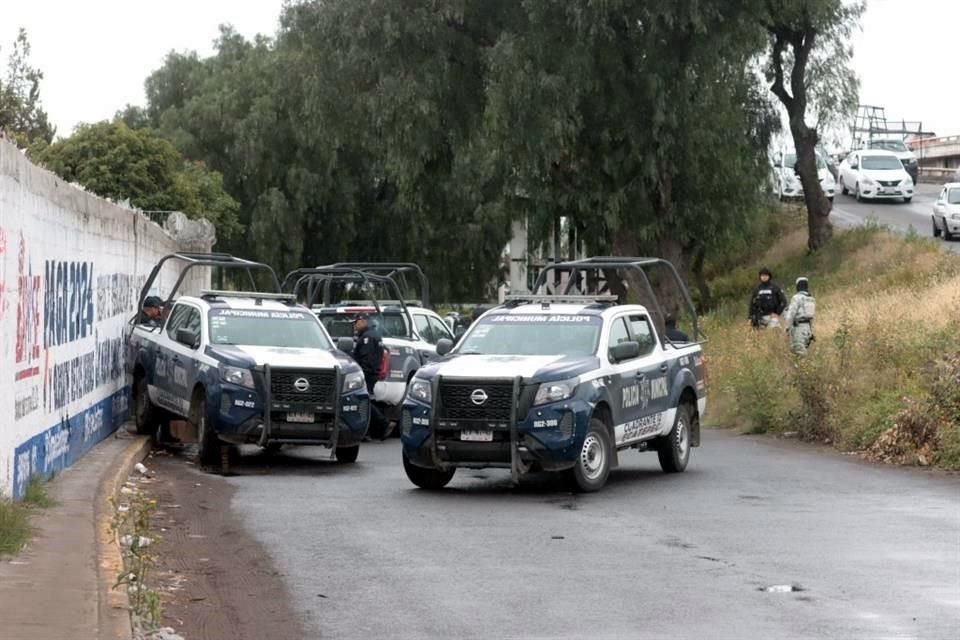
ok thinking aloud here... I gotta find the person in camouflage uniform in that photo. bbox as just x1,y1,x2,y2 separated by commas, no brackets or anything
784,277,816,354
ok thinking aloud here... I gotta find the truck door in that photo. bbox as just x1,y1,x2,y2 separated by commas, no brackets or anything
155,303,200,418
605,315,643,442
625,314,672,443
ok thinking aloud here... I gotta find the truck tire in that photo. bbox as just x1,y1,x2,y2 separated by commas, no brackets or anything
403,451,455,490
657,403,693,473
335,445,360,464
933,217,942,238
192,392,220,467
134,377,159,435
570,418,612,492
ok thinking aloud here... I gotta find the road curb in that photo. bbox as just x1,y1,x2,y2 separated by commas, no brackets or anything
95,429,151,640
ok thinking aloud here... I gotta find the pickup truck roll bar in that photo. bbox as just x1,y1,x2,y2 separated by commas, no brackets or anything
283,267,415,318
323,262,430,309
136,252,283,321
533,257,700,342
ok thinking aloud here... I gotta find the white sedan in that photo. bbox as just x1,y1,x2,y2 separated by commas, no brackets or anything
838,150,914,203
931,183,960,240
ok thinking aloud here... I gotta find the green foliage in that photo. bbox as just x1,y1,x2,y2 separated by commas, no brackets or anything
706,223,960,470
35,120,240,238
134,2,791,303
22,475,55,509
0,494,31,556
0,28,55,147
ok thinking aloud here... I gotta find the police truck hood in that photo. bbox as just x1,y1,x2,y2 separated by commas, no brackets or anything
208,345,345,370
422,354,600,381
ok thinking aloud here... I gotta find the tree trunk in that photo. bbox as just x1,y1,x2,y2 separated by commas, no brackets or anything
690,242,711,313
791,121,833,252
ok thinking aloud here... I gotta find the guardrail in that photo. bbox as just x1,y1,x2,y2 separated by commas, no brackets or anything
918,166,958,184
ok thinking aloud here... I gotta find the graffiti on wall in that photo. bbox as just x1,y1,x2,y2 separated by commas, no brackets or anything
44,260,94,349
15,233,42,376
44,331,126,412
96,273,143,322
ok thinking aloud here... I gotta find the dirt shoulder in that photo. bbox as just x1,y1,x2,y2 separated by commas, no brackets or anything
144,450,307,640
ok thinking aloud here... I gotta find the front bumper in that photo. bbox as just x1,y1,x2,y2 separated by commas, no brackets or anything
400,392,591,478
859,184,914,200
212,367,370,447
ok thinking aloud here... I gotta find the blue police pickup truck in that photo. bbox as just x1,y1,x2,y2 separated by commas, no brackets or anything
128,254,370,468
400,257,707,492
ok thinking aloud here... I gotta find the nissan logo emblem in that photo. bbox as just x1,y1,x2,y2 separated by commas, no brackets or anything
294,377,310,392
470,389,488,405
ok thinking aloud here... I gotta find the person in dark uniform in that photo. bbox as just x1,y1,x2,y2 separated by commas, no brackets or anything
138,296,164,326
664,313,690,342
352,313,389,439
748,267,787,329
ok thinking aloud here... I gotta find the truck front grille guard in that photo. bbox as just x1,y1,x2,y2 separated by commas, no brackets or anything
259,364,343,453
429,375,527,483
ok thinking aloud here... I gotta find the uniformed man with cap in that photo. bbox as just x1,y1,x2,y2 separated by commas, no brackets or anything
784,276,816,354
138,296,165,326
748,267,787,329
352,312,389,438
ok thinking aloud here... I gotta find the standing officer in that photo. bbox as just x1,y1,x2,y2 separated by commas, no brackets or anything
784,277,816,354
748,267,787,329
352,313,389,438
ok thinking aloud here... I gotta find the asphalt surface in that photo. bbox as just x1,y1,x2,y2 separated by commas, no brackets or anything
831,182,956,250
216,432,960,640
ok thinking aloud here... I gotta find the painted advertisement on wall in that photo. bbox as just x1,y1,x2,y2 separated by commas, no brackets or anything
0,138,210,500
4,232,147,499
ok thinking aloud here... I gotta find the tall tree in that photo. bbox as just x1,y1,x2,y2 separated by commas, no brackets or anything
761,0,864,251
0,28,55,148
35,120,241,238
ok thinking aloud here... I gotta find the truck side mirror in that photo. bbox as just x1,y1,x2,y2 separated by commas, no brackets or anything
337,337,355,353
609,341,641,363
436,338,453,356
176,328,200,349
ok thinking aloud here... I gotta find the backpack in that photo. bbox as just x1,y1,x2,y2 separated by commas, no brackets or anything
797,294,816,320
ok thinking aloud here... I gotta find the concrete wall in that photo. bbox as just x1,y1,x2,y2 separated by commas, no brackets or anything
0,137,212,499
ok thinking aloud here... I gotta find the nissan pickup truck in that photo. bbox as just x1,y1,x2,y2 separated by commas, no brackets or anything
128,254,370,468
400,257,707,492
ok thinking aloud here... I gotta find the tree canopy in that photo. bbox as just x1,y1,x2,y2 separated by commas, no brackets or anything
125,0,860,302
0,28,55,149
35,120,241,238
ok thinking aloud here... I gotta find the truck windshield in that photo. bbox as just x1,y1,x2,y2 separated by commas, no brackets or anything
456,314,602,356
208,309,332,349
870,140,908,153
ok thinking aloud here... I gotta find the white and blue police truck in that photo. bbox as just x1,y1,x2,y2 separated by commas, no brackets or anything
400,257,707,492
128,254,370,468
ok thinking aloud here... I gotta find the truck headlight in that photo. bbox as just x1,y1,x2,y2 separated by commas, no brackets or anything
342,370,365,394
220,365,254,389
408,378,432,404
534,378,579,405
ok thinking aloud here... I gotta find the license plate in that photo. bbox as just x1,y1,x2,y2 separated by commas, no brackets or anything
881,188,898,195
460,430,493,442
286,412,315,423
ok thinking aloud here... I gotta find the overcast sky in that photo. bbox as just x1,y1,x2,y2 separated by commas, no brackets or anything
2,0,958,140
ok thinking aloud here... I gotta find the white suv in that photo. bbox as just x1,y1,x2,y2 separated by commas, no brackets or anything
772,148,836,202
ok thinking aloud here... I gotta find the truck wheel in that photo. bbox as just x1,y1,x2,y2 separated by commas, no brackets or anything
335,445,360,464
192,393,220,467
134,377,159,435
933,217,942,238
570,418,612,492
403,451,455,490
657,404,693,473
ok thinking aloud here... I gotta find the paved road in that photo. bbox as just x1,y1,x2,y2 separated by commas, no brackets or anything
831,182,957,250
216,432,960,640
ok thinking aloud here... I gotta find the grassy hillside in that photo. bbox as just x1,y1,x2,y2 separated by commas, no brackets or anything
703,210,960,470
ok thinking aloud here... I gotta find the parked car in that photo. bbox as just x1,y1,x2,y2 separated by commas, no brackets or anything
771,148,836,202
400,257,706,493
866,138,919,184
931,183,960,240
838,150,915,203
